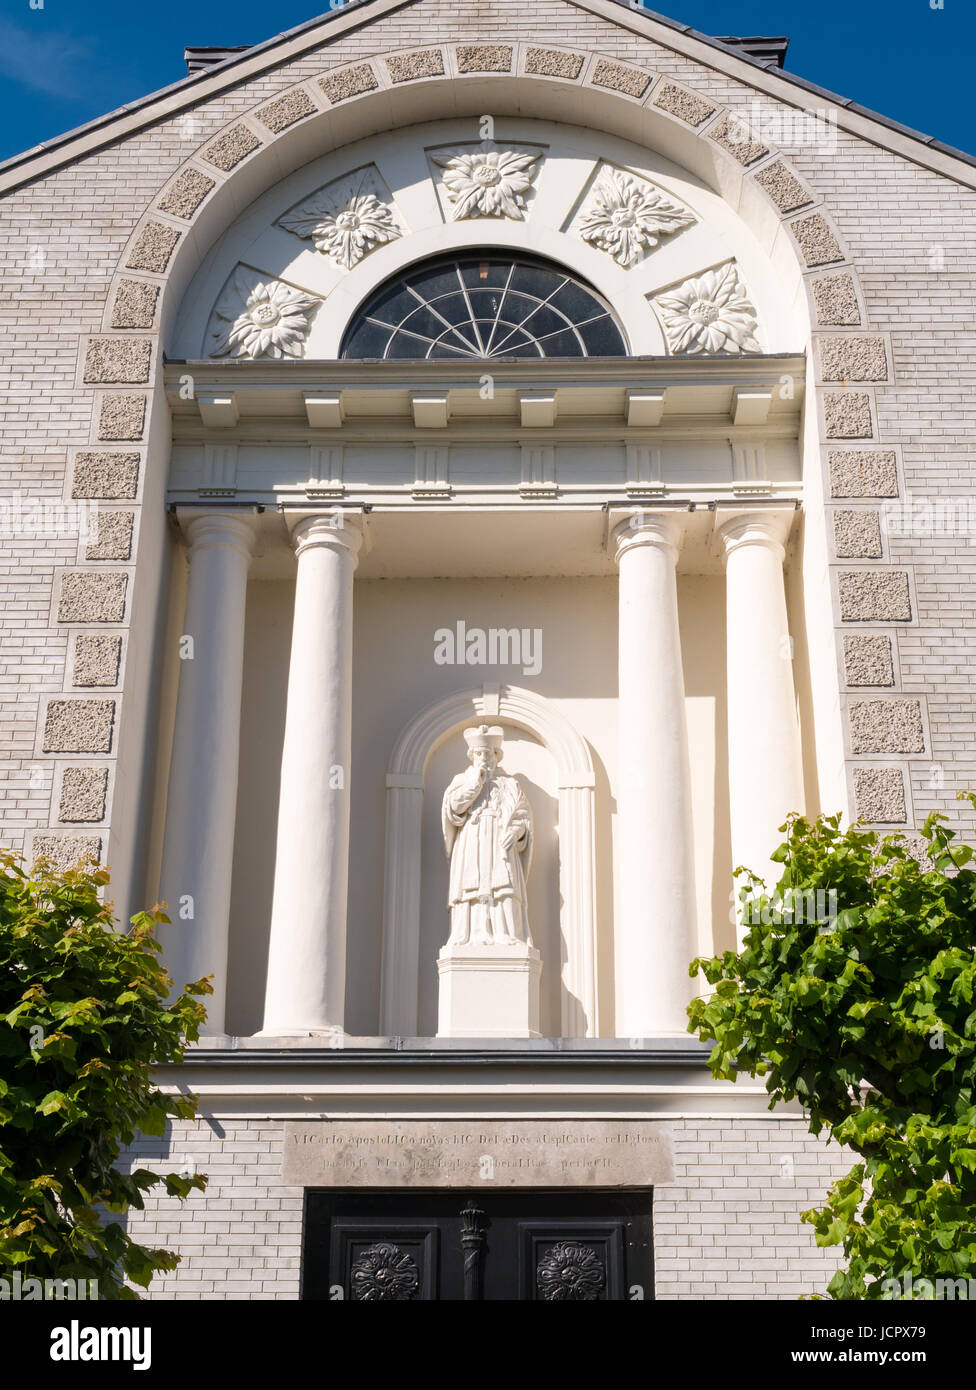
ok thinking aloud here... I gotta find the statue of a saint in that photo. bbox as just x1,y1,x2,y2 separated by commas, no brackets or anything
441,725,533,947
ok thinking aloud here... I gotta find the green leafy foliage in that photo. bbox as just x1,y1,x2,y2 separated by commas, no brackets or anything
0,852,209,1298
688,794,976,1299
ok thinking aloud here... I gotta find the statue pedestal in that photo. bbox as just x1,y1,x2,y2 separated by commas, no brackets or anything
436,942,542,1039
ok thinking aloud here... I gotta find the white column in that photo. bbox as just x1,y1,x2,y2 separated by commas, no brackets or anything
261,511,364,1036
718,507,804,917
159,509,257,1034
611,509,697,1037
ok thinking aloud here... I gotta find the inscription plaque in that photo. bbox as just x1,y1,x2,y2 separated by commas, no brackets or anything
283,1120,673,1187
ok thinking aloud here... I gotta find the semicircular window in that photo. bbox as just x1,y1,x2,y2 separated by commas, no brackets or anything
340,253,628,359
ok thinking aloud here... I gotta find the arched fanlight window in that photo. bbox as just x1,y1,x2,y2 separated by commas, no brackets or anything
340,253,628,359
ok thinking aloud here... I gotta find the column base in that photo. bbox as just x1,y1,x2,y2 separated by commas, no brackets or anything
436,942,542,1039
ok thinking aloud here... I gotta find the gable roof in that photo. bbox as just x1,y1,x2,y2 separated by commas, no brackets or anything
1,0,974,193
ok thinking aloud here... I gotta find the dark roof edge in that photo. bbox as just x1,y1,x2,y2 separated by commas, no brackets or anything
0,0,973,187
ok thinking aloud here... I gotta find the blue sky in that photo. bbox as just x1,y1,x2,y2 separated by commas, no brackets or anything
0,0,973,162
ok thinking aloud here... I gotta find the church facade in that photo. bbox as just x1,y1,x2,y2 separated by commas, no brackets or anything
2,0,975,1299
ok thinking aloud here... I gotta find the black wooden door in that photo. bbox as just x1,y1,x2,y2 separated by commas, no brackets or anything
302,1191,653,1301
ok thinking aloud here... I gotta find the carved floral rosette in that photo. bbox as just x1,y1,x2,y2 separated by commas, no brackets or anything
653,262,761,355
350,1241,420,1301
431,147,541,221
536,1241,606,1301
208,268,320,359
278,167,402,269
577,167,694,268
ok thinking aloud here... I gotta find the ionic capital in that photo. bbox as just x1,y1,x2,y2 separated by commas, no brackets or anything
610,507,688,566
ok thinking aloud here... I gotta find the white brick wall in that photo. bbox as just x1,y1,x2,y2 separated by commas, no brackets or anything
122,1115,848,1300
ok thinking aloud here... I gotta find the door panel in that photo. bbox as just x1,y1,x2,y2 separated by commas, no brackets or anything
303,1191,653,1301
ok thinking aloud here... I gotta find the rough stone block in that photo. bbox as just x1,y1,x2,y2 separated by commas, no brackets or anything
31,835,102,872
110,279,160,329
790,212,843,266
820,336,888,382
839,570,911,622
753,160,812,213
202,125,261,170
98,394,146,441
256,89,317,132
708,113,769,166
71,452,139,500
812,274,860,326
824,391,872,438
590,59,650,98
524,47,584,79
853,767,906,823
85,511,134,562
849,700,924,755
73,635,122,687
319,64,378,102
83,339,152,385
833,509,882,558
843,634,894,686
385,49,444,82
156,167,216,219
59,767,109,823
124,221,180,273
58,572,128,623
828,450,898,498
43,699,115,753
456,44,512,73
652,83,715,126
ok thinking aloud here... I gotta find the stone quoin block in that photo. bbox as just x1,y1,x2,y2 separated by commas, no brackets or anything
853,767,907,823
124,221,181,273
83,339,152,385
98,394,146,441
789,212,843,266
319,64,378,102
823,391,873,438
590,59,650,98
85,511,134,562
71,452,140,500
202,124,261,170
839,570,911,623
59,767,109,823
31,835,102,872
43,699,115,754
820,336,888,382
708,113,769,166
812,274,861,325
58,571,128,624
73,635,122,687
652,83,715,126
829,450,899,498
255,89,317,132
833,509,883,558
843,634,894,686
109,279,160,329
849,699,924,755
524,48,584,79
156,167,216,220
753,160,812,213
386,49,445,82
455,45,513,73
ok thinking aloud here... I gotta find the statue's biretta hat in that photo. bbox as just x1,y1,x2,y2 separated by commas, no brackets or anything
463,724,504,754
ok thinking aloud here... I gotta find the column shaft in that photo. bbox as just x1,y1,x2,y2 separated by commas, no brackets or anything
159,510,256,1034
720,509,804,912
612,511,697,1036
262,512,363,1035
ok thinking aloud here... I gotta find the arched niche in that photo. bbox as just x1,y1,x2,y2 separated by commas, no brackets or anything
380,683,598,1038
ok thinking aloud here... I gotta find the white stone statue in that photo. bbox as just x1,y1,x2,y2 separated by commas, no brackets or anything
441,725,533,947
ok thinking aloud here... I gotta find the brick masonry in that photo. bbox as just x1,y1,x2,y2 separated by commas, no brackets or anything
122,1115,850,1300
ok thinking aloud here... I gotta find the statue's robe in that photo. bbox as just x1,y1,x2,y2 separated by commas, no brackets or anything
442,768,533,946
